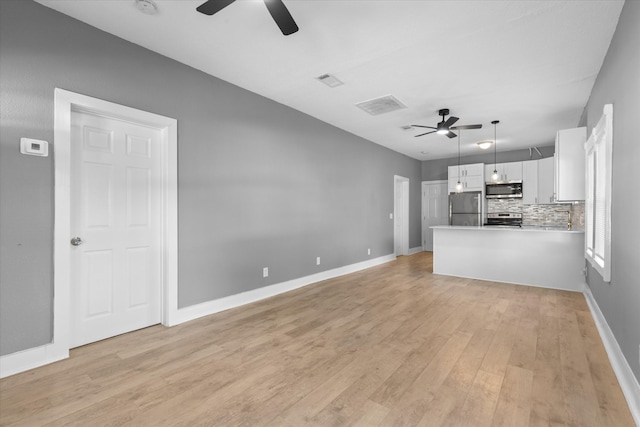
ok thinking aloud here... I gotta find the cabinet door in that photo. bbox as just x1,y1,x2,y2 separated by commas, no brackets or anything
484,164,496,182
464,175,484,191
522,160,538,204
538,156,555,204
464,163,484,177
555,127,586,201
503,161,522,181
448,177,458,194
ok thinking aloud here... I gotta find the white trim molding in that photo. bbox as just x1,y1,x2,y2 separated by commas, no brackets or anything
1,89,179,380
171,254,396,326
408,246,424,255
583,284,640,425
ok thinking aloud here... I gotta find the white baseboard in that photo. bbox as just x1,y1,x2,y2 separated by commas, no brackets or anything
0,342,69,379
408,246,424,255
170,253,397,326
583,284,640,426
1,254,396,378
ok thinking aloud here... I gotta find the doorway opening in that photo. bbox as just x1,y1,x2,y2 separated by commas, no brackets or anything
394,175,409,256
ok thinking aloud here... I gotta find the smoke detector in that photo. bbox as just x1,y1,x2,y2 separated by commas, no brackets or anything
136,0,158,15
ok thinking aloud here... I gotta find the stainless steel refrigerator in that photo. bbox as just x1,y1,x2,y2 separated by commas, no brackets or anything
449,191,482,226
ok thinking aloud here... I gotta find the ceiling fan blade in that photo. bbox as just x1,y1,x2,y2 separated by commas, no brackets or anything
450,124,483,130
414,131,436,137
196,0,236,15
446,131,457,139
442,116,459,129
263,0,299,35
410,125,437,129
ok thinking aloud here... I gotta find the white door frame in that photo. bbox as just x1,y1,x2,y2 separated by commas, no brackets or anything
421,180,448,251
53,89,178,358
394,175,410,256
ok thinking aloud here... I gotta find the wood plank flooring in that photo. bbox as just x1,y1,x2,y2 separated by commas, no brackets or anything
0,252,634,426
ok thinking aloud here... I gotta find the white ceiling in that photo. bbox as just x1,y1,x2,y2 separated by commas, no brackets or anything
35,0,624,160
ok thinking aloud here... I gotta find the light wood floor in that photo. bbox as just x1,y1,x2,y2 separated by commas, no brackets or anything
0,252,634,426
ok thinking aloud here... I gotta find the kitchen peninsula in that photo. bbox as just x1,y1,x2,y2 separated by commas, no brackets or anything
431,225,585,292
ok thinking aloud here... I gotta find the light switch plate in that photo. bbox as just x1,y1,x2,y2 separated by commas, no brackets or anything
20,138,48,157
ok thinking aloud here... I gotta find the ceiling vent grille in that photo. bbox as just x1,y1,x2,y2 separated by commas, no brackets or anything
356,95,407,116
316,73,344,88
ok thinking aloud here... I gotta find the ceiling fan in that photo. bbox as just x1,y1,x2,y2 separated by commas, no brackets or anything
412,108,482,139
196,0,299,36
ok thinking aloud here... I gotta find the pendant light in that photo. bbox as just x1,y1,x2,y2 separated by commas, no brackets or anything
455,131,463,193
491,120,500,182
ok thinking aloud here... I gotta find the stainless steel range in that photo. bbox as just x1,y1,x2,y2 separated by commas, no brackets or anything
485,212,523,227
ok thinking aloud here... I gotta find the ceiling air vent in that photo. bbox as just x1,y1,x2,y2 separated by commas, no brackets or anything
356,95,407,116
316,73,344,88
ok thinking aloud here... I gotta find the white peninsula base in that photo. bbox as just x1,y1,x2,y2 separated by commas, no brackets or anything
432,226,586,292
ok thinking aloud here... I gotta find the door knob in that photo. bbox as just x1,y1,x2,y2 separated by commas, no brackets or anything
70,237,83,246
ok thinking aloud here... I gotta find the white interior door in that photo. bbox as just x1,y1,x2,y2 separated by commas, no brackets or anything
422,181,449,251
70,111,162,348
394,176,409,256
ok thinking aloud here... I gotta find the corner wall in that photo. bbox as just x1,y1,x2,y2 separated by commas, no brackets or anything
580,0,640,384
0,1,422,356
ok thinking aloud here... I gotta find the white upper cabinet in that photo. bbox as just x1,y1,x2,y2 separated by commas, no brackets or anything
522,158,554,205
447,163,484,193
538,156,556,204
502,161,523,181
555,127,587,201
522,160,538,204
484,161,523,182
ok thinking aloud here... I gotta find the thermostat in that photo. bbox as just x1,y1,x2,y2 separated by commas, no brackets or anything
20,138,49,157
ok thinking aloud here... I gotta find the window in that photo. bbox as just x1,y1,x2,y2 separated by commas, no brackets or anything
584,104,613,282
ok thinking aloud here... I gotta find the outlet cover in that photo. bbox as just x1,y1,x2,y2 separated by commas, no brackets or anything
263,267,269,278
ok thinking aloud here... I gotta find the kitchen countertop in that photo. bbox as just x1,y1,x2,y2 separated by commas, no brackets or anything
430,225,584,233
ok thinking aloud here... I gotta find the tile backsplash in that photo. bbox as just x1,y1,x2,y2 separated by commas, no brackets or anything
488,199,585,230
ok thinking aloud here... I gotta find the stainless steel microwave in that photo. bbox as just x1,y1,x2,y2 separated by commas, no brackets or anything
485,181,523,199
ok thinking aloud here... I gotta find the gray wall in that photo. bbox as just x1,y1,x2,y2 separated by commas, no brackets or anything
0,1,422,356
580,0,640,383
421,146,555,182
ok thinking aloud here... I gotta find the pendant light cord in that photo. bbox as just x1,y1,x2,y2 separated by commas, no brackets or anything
457,132,461,181
491,120,499,176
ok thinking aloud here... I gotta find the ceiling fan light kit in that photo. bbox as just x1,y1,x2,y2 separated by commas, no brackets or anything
412,108,482,139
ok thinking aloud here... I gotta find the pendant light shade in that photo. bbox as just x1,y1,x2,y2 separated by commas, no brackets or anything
491,120,500,182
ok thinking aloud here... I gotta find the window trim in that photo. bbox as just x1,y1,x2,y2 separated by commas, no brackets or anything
584,104,613,282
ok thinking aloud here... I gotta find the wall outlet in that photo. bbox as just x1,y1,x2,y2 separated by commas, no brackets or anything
316,257,321,266
389,213,393,219
367,248,371,255
263,267,269,278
